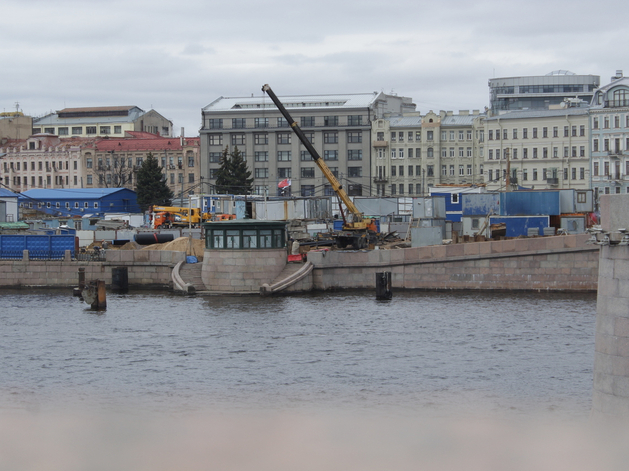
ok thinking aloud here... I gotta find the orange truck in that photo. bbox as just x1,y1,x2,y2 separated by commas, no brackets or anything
151,206,211,228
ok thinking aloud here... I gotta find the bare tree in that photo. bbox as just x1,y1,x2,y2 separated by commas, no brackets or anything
94,151,137,189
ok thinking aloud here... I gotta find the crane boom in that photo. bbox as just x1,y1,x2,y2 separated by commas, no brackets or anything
261,84,364,224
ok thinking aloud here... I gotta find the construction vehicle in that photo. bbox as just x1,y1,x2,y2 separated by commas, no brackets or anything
262,84,378,249
150,206,211,228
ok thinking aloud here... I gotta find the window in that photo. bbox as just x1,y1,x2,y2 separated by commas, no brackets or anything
488,130,493,140
523,128,528,139
442,148,448,158
347,131,362,143
44,127,54,133
580,167,585,180
347,115,362,126
449,148,455,157
277,151,291,161
254,118,268,128
571,168,577,180
86,175,92,185
532,128,538,138
459,165,464,176
208,134,222,145
580,146,585,157
427,148,434,158
459,131,464,140
593,162,599,176
571,146,577,157
255,151,268,162
301,185,315,196
209,152,222,163
348,150,362,161
532,169,538,181
231,134,245,145
254,133,268,145
278,168,291,178
449,165,455,176
255,168,268,178
324,132,338,144
58,127,68,136
277,133,291,144
488,150,493,160
459,148,464,158
100,126,111,134
441,165,446,176
398,165,404,177
427,131,433,141
114,126,122,134
209,119,223,129
232,118,246,129
392,166,397,177
324,116,338,126
277,117,289,127
86,126,96,135
427,165,434,177
408,131,414,142
324,150,338,161
512,129,518,139
347,167,362,177
416,131,421,141
71,126,82,135
543,147,548,159
301,167,315,178
301,117,315,127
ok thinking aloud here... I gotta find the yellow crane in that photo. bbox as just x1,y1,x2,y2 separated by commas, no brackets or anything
262,84,377,249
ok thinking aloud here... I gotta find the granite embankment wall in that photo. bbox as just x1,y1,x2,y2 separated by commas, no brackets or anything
0,250,184,289
592,194,629,420
307,234,598,291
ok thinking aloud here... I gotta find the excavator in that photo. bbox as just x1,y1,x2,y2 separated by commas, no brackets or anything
262,84,378,249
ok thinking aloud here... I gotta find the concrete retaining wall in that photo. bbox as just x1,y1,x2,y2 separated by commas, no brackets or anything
0,250,185,289
201,248,287,293
307,234,598,291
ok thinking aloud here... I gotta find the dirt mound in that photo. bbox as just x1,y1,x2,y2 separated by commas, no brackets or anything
139,237,205,259
118,241,141,250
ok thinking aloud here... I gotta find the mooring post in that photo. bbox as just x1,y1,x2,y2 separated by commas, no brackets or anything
78,267,86,290
96,280,107,309
375,272,392,300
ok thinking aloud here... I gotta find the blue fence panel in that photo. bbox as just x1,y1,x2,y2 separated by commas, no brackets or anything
0,235,75,260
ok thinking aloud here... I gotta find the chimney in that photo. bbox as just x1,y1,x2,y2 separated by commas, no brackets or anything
612,70,624,80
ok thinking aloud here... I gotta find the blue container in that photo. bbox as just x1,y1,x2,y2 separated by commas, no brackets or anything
500,191,560,216
490,216,549,237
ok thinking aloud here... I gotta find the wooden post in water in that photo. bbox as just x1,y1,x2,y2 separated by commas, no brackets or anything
376,272,392,300
96,280,107,309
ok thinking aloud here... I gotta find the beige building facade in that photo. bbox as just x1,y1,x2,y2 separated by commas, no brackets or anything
371,110,485,196
482,108,591,191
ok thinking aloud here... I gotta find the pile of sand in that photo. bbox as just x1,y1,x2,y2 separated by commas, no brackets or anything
140,237,205,259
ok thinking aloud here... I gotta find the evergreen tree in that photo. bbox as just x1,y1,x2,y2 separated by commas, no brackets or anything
135,152,174,211
214,146,253,195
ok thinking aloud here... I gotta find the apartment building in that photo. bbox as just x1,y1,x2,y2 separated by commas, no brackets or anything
200,91,415,197
482,107,590,191
489,71,599,113
33,106,173,138
0,132,200,196
589,71,629,196
371,110,484,196
0,134,93,192
90,133,200,196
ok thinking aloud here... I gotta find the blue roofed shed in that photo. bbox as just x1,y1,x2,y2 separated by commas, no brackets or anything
18,188,140,218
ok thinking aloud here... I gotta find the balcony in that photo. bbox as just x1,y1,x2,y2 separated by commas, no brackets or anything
373,140,389,148
373,176,388,183
547,177,559,185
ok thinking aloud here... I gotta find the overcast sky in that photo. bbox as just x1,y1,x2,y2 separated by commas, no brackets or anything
2,0,627,136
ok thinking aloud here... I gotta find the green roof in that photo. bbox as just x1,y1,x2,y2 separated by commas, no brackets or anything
0,222,30,230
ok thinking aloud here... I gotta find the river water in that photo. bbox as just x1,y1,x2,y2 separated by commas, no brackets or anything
0,288,596,420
